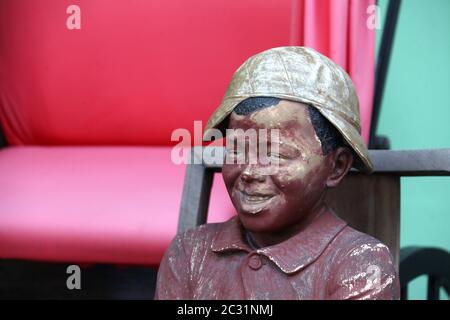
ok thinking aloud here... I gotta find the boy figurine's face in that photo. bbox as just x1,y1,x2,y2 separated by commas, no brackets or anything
222,100,352,245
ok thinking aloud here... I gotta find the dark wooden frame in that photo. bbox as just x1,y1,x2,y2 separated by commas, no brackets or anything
178,147,450,268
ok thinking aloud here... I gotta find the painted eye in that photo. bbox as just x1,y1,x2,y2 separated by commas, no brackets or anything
226,149,244,162
268,152,288,159
226,149,239,155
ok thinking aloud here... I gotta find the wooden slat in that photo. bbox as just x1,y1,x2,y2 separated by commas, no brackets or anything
177,149,214,233
178,147,449,269
370,149,450,176
325,174,401,268
202,147,450,176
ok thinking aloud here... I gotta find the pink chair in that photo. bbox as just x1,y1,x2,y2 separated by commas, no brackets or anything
0,0,375,283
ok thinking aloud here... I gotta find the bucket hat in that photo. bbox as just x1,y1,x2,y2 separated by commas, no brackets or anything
203,46,373,173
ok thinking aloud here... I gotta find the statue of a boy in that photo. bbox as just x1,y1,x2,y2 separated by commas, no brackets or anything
155,47,399,300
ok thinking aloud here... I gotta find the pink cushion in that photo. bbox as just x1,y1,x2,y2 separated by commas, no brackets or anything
0,146,235,265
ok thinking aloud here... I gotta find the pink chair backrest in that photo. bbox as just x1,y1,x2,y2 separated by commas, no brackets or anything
0,0,374,146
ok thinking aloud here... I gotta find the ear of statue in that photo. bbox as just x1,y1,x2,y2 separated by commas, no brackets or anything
326,147,353,188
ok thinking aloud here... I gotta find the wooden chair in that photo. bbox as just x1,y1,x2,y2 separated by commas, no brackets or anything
178,147,450,269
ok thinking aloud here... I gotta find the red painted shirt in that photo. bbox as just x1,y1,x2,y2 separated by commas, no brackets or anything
155,210,400,299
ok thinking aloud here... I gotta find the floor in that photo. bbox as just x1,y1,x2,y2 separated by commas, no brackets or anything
0,260,158,299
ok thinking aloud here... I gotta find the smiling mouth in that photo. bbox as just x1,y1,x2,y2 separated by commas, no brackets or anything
238,190,275,214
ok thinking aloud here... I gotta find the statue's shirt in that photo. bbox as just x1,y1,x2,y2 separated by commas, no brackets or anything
155,211,399,299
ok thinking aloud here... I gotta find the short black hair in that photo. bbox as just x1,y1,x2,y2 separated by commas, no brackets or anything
233,97,343,155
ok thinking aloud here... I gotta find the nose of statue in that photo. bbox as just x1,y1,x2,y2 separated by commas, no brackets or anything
241,165,266,183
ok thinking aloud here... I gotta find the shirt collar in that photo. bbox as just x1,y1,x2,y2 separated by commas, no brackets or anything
211,209,347,274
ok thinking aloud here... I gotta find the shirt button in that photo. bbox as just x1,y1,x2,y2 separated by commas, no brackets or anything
248,254,262,270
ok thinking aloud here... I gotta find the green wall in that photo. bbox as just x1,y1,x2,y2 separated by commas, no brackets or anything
377,0,450,299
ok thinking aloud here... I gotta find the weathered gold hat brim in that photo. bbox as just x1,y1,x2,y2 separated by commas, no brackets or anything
318,107,373,174
203,94,373,174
